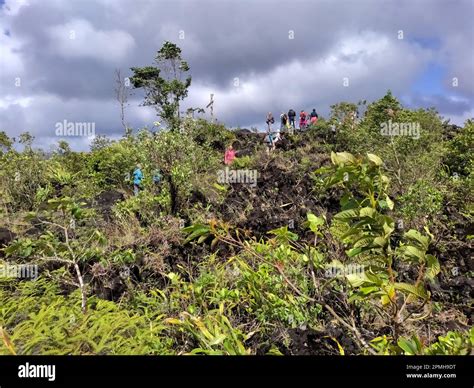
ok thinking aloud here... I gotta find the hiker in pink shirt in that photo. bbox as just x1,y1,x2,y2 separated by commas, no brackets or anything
224,144,237,165
310,109,319,126
299,110,307,130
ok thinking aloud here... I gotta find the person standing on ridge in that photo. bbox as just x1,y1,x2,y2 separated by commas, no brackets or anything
266,112,275,131
310,109,319,126
280,112,288,131
299,110,307,131
288,109,296,129
133,164,143,196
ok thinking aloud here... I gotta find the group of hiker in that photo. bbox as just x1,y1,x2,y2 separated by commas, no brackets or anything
132,164,162,196
267,109,319,131
132,108,319,193
264,108,319,152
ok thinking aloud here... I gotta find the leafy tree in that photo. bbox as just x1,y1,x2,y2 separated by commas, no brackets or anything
143,130,212,215
19,132,34,152
0,151,48,211
330,102,358,129
90,135,113,151
0,131,13,154
56,140,71,155
130,41,192,131
87,139,138,192
363,90,402,130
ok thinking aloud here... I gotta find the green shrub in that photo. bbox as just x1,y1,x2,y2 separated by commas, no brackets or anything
399,180,444,221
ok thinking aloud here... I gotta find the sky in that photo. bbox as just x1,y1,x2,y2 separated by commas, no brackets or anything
0,0,473,150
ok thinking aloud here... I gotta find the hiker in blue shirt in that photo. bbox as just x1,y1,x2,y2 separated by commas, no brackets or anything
133,164,143,196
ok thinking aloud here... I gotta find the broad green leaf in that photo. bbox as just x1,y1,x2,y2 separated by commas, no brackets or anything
360,207,377,217
394,282,428,300
346,247,363,257
398,245,426,262
353,236,376,248
425,254,440,280
346,245,376,257
372,237,387,247
346,272,370,287
331,151,356,166
307,213,324,233
381,294,391,306
382,221,395,236
385,195,394,210
365,271,384,286
334,209,360,220
367,153,383,166
359,286,379,294
404,230,430,250
398,337,420,355
209,334,227,346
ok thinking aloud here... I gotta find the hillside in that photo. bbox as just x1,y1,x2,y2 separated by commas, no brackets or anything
0,96,472,355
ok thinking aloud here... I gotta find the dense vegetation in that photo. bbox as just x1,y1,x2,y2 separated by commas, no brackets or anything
0,92,472,355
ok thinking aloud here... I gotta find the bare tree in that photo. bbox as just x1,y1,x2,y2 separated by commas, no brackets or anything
206,93,215,122
114,69,130,133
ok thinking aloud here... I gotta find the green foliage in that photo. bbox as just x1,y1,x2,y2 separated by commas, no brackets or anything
398,180,444,221
363,90,401,130
444,119,474,178
317,151,391,210
87,138,138,192
112,190,166,225
188,119,235,150
166,305,251,355
142,129,218,214
0,131,13,153
0,93,471,357
0,278,172,355
232,155,254,169
19,132,35,152
0,150,48,211
234,257,322,327
424,328,473,355
370,328,473,355
318,152,440,336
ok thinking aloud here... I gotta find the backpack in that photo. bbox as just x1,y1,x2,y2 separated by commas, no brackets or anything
289,109,295,117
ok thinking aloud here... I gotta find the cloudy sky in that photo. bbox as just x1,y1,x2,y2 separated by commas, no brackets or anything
0,0,473,150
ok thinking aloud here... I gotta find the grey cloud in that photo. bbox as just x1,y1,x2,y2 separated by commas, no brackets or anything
0,0,473,150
